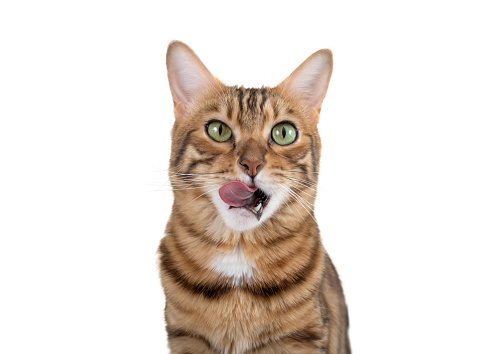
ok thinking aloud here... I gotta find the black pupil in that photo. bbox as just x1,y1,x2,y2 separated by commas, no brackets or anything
219,124,223,135
282,126,286,139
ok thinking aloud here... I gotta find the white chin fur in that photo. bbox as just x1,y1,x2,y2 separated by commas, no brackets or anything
209,175,285,232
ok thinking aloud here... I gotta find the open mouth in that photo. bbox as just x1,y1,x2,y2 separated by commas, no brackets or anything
219,181,271,221
230,188,270,220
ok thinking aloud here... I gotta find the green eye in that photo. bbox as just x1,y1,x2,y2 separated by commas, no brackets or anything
271,123,297,145
207,121,232,142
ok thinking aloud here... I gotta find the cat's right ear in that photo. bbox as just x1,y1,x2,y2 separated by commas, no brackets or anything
166,41,222,120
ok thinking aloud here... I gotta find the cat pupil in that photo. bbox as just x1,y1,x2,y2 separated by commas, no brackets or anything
282,127,286,139
219,124,223,135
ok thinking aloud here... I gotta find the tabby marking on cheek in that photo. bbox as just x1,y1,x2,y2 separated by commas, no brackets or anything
186,157,214,174
173,129,197,167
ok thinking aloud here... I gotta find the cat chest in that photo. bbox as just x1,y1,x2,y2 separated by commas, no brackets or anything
195,292,275,352
208,246,255,285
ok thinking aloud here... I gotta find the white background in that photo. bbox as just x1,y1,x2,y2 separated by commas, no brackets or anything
1,1,486,353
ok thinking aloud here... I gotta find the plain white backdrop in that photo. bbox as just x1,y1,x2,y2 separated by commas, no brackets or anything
1,0,486,353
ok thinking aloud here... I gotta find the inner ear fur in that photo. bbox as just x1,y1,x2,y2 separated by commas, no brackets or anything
277,49,333,124
166,41,223,120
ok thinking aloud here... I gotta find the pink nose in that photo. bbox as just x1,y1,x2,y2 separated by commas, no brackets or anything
239,158,265,178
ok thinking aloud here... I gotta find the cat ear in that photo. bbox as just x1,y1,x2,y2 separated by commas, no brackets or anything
166,41,222,120
277,49,333,124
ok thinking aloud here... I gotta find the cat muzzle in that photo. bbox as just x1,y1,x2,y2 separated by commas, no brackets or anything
219,181,270,221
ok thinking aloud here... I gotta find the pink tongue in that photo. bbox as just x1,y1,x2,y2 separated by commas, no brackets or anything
219,181,257,207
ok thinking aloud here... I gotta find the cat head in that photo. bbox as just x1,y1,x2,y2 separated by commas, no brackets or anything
166,41,332,232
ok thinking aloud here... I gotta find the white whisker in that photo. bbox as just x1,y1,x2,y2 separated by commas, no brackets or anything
279,184,318,225
285,177,318,192
278,186,308,225
286,176,317,186
186,186,221,206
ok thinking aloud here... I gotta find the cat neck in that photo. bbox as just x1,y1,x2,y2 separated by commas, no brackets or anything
168,196,320,286
171,193,318,249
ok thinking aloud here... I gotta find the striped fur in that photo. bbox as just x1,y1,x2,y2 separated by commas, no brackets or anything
160,41,350,353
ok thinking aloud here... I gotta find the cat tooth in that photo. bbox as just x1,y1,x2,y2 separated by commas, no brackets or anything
256,208,263,221
254,202,262,212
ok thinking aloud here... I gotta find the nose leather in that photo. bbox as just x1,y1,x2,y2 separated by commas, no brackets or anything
240,158,265,177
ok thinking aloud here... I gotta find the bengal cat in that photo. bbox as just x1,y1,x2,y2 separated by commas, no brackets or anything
159,41,351,354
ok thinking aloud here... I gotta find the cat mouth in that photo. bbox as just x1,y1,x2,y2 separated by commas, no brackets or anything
230,188,270,220
219,181,271,221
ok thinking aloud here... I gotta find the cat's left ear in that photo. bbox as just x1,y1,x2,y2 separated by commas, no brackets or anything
277,49,333,125
166,41,223,120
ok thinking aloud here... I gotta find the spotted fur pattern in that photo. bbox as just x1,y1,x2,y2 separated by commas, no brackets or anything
159,41,351,353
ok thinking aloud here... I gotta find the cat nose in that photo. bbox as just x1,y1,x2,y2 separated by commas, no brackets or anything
239,158,265,178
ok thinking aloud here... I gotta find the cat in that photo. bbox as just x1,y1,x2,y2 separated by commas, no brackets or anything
159,41,351,354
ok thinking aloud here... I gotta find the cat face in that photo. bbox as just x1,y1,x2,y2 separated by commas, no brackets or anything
166,42,332,232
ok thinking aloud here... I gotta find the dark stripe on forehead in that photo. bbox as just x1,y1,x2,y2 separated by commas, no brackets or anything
237,87,244,114
247,88,258,114
260,88,268,112
226,99,233,120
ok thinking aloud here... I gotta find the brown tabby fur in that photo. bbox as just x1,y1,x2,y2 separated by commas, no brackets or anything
159,41,351,353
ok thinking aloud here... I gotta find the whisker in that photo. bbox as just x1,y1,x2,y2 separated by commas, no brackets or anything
170,185,218,191
279,184,318,226
154,178,219,192
169,178,219,183
170,179,219,186
170,178,219,184
286,170,320,174
286,176,317,186
167,169,228,176
278,186,308,226
281,185,318,225
281,184,315,209
286,182,316,199
289,194,318,225
186,186,221,206
286,177,317,188
285,177,318,192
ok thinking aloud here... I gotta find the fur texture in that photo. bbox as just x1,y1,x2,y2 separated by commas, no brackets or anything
159,41,350,353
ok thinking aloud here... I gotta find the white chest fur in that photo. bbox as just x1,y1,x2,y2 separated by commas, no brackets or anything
209,246,254,285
